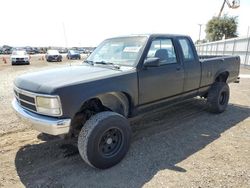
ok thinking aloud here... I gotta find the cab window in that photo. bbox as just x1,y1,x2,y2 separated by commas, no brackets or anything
146,39,177,65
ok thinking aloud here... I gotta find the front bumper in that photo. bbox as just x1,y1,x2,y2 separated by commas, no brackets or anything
47,55,62,61
12,59,29,64
70,55,80,59
12,99,71,135
12,61,29,65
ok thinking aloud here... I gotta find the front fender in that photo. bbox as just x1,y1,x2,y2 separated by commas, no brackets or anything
57,70,138,119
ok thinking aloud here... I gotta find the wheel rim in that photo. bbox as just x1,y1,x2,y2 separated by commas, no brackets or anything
99,128,123,157
219,91,227,105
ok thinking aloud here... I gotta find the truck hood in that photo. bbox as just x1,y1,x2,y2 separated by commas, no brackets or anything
14,65,133,94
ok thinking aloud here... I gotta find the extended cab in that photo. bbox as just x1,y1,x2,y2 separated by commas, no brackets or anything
12,34,240,169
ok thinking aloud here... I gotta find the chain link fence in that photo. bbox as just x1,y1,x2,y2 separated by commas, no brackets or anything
196,36,250,66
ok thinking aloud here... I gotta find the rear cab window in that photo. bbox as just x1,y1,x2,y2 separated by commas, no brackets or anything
178,38,195,62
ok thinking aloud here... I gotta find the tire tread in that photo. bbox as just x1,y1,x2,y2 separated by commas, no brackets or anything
207,82,229,113
78,111,127,168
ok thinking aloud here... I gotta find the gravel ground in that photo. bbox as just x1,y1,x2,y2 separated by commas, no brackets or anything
0,56,249,188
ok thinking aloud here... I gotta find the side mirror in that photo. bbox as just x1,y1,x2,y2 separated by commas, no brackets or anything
144,57,160,67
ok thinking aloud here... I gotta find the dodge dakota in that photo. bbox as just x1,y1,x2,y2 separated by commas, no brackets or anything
12,34,240,169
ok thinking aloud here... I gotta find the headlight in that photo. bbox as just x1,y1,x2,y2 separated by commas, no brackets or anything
24,57,29,61
36,96,61,116
12,58,16,62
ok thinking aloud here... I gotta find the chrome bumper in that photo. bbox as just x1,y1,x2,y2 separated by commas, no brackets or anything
12,99,71,135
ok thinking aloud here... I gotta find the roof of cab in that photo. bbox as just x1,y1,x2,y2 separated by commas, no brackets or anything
106,33,189,40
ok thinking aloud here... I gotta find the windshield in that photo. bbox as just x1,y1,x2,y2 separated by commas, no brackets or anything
69,50,79,54
87,36,148,66
47,50,59,55
12,50,27,56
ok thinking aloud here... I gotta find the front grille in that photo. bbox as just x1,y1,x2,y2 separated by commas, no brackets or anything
51,55,58,59
14,88,37,113
19,93,35,103
20,101,36,111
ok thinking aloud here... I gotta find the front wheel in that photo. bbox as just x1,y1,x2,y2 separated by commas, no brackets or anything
207,82,230,113
78,111,131,169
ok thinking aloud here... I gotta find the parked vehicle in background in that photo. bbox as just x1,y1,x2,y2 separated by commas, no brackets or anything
77,48,86,54
59,48,68,54
24,47,40,54
12,34,240,169
11,50,30,65
25,47,34,54
2,45,13,54
3,48,13,54
45,50,62,62
87,47,96,54
67,50,81,60
38,48,47,54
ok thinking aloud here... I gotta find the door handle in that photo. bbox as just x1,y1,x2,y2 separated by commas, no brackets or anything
176,67,181,71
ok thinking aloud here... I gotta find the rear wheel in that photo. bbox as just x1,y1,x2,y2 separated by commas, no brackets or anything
78,111,131,169
207,82,230,113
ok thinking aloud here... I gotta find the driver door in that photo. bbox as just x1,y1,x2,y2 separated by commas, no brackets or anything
138,38,184,104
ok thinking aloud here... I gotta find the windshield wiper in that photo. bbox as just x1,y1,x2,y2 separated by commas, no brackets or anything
84,60,94,65
94,61,120,69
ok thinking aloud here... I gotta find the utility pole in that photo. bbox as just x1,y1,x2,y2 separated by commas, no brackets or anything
62,22,68,48
198,24,202,43
218,0,227,18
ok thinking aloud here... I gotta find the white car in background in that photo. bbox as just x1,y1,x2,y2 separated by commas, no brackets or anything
11,50,30,65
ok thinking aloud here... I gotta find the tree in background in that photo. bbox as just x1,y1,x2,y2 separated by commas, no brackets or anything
195,39,208,45
205,15,238,42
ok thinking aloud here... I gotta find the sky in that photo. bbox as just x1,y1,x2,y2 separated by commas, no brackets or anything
0,0,249,47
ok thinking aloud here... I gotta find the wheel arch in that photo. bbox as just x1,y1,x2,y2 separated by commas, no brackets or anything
68,91,132,137
214,71,229,83
96,91,131,117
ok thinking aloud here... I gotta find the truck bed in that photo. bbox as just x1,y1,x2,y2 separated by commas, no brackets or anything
198,55,240,88
199,55,234,60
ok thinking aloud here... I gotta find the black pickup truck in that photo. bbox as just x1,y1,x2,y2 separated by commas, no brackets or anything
12,34,240,169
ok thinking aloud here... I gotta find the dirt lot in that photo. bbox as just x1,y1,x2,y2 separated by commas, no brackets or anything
0,56,250,188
